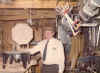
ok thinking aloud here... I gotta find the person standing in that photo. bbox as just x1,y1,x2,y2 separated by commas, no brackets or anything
23,26,65,73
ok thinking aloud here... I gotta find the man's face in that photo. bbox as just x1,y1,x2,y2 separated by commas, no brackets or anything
44,30,55,39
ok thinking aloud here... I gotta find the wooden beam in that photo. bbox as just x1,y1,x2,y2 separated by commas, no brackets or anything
0,9,26,16
0,0,77,8
0,9,56,20
0,19,56,26
0,0,56,8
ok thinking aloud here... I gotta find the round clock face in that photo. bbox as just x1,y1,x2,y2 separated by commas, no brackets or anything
12,23,33,45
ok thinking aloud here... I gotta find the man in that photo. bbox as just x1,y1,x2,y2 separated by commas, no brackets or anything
23,26,65,73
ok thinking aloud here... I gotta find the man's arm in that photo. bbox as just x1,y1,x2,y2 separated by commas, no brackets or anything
19,42,43,55
24,46,40,55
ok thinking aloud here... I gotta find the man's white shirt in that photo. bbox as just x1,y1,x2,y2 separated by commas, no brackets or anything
25,38,65,73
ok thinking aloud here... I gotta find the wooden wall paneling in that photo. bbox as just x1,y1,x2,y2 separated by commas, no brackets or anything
0,22,4,52
34,27,43,41
0,0,77,8
0,9,26,16
0,18,56,51
0,26,3,52
39,19,56,27
2,22,14,51
0,9,56,21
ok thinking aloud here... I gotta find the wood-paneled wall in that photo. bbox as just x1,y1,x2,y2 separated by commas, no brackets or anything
0,22,14,51
0,0,77,8
0,19,56,51
0,9,56,21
